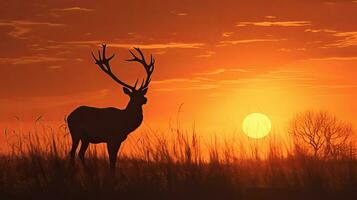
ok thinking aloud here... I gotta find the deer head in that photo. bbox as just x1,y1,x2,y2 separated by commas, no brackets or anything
91,44,155,106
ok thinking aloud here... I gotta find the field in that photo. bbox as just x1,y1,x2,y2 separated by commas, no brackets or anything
0,121,356,200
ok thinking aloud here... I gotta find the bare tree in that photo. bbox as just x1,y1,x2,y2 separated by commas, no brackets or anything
288,110,354,159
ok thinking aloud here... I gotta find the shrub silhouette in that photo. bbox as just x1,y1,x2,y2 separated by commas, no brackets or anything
289,110,354,159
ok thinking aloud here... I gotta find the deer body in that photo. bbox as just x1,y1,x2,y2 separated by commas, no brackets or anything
68,44,154,171
68,105,143,144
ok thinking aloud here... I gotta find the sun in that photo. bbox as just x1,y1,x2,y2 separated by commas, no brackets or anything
242,113,272,139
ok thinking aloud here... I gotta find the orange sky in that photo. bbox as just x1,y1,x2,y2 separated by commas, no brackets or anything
0,0,357,135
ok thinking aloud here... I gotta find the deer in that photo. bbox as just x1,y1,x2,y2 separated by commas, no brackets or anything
67,44,154,171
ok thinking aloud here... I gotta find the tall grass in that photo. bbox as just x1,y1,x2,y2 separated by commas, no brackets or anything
0,120,356,199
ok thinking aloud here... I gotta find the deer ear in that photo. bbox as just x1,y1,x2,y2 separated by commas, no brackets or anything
123,87,131,95
142,88,148,95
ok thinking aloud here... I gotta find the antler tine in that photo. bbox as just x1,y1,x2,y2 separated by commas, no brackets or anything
134,79,139,89
107,54,115,61
97,50,102,63
149,55,155,72
91,52,99,64
150,55,154,66
92,44,134,90
140,78,145,88
126,49,143,64
102,44,108,60
126,48,154,68
134,47,146,63
124,47,155,91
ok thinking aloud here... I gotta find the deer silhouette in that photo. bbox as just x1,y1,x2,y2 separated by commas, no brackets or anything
67,44,154,171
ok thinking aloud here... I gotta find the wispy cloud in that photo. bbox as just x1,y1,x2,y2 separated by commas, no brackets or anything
152,79,201,85
196,51,216,58
222,32,234,37
53,7,94,12
325,31,357,48
279,47,307,52
1,89,110,106
170,11,188,16
304,28,336,33
311,84,357,89
151,69,315,92
154,85,217,92
219,38,286,46
152,78,217,92
61,41,205,49
310,56,357,61
262,70,315,81
0,20,64,39
265,16,277,19
278,48,292,52
269,70,306,74
47,65,62,69
236,21,311,27
110,42,204,49
0,56,66,64
196,68,249,75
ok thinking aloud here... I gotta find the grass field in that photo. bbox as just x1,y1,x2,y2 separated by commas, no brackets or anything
0,121,356,200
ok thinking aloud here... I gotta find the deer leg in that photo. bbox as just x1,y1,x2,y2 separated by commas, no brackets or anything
107,142,121,172
79,140,89,165
69,136,80,163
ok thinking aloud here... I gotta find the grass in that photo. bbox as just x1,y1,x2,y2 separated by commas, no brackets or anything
0,120,356,200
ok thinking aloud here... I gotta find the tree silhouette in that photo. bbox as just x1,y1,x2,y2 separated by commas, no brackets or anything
289,110,354,159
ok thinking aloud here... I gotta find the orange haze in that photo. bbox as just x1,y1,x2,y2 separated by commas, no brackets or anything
0,1,357,146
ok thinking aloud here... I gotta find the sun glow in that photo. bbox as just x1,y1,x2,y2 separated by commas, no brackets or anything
242,113,272,139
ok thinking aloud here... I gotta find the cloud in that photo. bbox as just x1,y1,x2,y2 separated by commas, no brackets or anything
0,56,66,64
304,28,336,33
151,68,315,92
196,51,216,58
154,84,217,92
196,68,249,75
265,16,277,19
53,7,94,12
0,89,110,106
177,13,188,16
170,11,188,16
47,65,62,69
219,38,286,45
310,56,357,61
152,79,201,85
236,21,311,27
268,70,306,74
152,78,218,92
61,41,205,49
0,20,64,39
153,51,166,55
312,84,357,89
222,32,234,37
151,68,249,92
154,85,217,92
110,42,204,49
326,31,357,48
278,48,292,52
261,70,315,81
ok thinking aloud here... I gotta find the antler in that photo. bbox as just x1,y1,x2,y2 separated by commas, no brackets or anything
126,48,155,91
91,44,135,90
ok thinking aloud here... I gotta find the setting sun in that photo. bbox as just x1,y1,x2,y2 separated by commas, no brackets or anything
242,113,272,139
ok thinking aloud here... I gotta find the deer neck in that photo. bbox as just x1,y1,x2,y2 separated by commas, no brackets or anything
125,99,143,117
